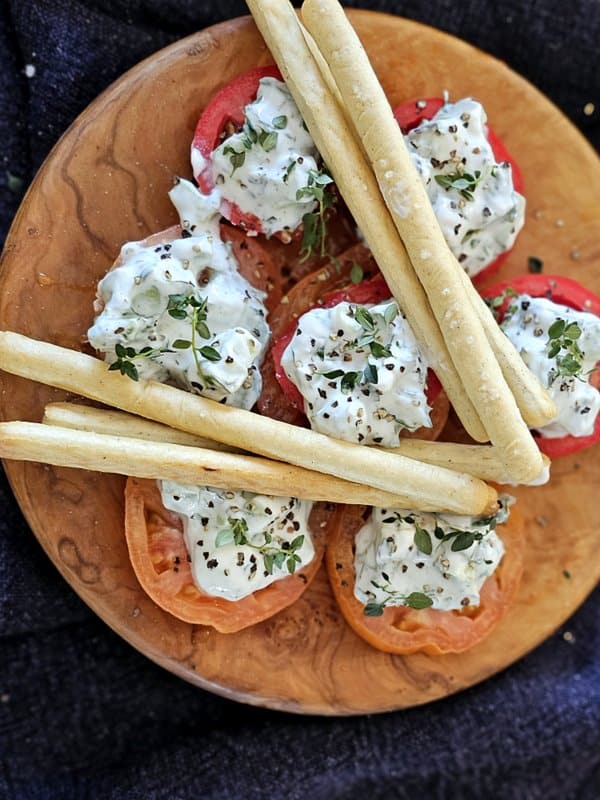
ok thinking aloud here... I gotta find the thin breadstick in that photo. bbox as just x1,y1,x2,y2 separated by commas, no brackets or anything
301,0,545,482
0,332,497,514
393,440,550,486
44,401,549,485
1,420,478,510
245,0,486,443
43,402,237,451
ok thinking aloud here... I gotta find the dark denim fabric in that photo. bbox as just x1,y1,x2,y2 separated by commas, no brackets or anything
0,2,598,798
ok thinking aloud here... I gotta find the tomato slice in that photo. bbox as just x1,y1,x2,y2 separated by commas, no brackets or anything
482,274,600,457
326,503,524,655
125,477,330,632
192,65,282,192
393,97,524,283
258,245,448,438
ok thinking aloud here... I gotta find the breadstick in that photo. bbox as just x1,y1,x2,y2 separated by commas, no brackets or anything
301,0,544,482
393,440,550,486
0,332,497,514
1,421,476,510
245,0,486,443
43,402,236,451
457,268,557,428
44,401,549,485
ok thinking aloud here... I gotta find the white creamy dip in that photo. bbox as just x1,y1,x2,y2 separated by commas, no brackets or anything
280,299,431,446
210,77,322,236
501,295,600,438
354,498,510,613
87,179,270,409
160,481,315,601
406,98,525,277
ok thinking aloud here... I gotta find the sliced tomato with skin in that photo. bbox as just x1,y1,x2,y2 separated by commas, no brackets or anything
394,97,524,283
258,244,448,439
125,477,331,632
192,65,282,194
482,274,600,457
326,503,524,655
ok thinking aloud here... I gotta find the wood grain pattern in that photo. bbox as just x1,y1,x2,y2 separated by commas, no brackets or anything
0,11,599,714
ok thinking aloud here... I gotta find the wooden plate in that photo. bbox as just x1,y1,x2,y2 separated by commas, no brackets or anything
0,11,598,715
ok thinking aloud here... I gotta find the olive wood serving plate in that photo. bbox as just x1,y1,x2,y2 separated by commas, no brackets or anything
0,11,598,715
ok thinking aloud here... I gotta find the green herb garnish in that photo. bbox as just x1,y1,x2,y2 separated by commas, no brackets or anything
350,262,364,284
215,517,304,575
434,170,484,201
297,169,336,260
547,318,585,386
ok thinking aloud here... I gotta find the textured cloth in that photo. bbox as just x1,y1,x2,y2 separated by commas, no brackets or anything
0,1,599,798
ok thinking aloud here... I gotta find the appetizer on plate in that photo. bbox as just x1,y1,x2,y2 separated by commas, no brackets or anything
0,0,597,664
483,275,600,456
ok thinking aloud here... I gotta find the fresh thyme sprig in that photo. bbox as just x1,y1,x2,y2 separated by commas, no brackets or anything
546,318,585,386
108,343,165,381
215,517,305,575
364,581,433,617
297,168,336,260
434,169,484,201
223,117,283,176
108,292,221,383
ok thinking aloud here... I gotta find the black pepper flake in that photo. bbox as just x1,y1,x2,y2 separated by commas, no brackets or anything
265,507,272,515
250,554,257,563
401,565,408,573
373,436,383,443
174,556,180,564
323,412,330,419
296,328,302,336
416,562,425,569
357,433,364,442
448,124,458,133
225,356,234,364
200,518,209,526
528,256,544,274
332,400,339,408
341,579,348,587
196,540,204,546
173,566,179,573
385,363,394,371
181,229,192,238
160,253,171,260
318,388,327,399
237,552,245,566
203,552,209,560
208,501,214,508
335,562,343,570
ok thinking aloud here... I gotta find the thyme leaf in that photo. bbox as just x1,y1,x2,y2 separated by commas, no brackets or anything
297,168,336,260
434,169,484,201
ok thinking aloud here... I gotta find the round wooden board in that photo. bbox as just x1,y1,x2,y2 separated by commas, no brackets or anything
0,11,599,715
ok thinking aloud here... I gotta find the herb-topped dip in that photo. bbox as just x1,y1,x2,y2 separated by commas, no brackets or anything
87,179,270,409
501,295,600,438
354,497,511,615
406,98,525,278
210,77,328,237
280,299,432,446
160,481,315,601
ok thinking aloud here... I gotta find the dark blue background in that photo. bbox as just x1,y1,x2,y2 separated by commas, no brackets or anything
1,2,599,798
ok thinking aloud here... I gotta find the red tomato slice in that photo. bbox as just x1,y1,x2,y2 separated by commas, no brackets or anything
192,65,282,192
326,502,524,655
125,477,330,632
393,97,524,283
192,65,284,236
258,245,448,438
482,274,600,457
